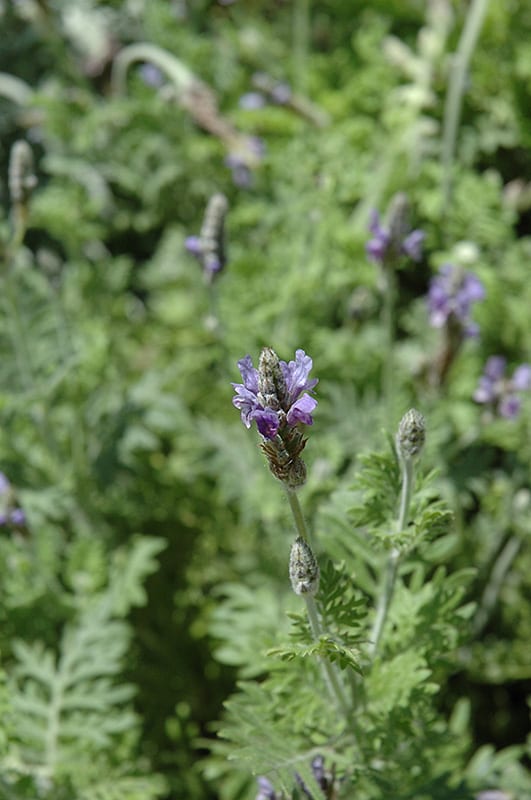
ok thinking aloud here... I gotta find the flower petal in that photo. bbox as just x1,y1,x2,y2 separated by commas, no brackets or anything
286,393,317,427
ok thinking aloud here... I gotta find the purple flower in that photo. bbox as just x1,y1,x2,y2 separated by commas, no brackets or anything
225,136,265,188
138,63,164,88
474,356,531,419
232,349,318,440
255,776,278,800
0,472,10,496
9,508,25,526
366,209,424,265
239,92,266,110
427,263,485,337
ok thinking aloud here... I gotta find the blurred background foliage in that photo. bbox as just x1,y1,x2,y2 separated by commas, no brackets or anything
0,0,530,798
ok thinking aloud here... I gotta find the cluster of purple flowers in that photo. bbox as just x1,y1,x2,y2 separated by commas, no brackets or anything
474,356,531,419
0,472,25,527
232,349,317,440
366,208,424,265
427,263,485,337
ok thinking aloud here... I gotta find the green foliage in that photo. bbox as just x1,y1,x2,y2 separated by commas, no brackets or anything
1,0,531,798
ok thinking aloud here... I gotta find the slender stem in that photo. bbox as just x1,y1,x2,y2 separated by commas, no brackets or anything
286,489,314,548
441,0,490,213
382,261,396,424
292,0,310,95
285,488,350,714
369,456,414,658
305,594,351,714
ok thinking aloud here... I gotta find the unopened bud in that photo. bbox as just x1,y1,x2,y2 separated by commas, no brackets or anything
289,536,320,596
8,140,37,207
200,192,228,280
258,347,287,411
396,408,425,461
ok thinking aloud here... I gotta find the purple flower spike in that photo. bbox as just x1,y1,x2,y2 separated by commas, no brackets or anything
427,263,485,337
232,349,318,440
474,356,531,419
9,508,25,526
366,203,424,265
239,92,266,110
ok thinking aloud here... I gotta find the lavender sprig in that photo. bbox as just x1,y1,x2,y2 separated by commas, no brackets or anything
232,348,318,490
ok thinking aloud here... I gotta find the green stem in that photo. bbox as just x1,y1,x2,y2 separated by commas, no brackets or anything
382,261,396,424
305,594,351,715
286,489,314,548
285,488,350,714
292,0,310,95
441,0,490,213
369,456,414,658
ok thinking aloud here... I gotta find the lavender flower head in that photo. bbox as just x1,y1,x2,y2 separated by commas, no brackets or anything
232,348,318,489
474,356,531,419
232,348,317,439
366,195,424,265
427,263,485,337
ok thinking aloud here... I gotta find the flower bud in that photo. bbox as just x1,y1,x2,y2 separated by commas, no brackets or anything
8,140,37,207
258,347,287,411
289,536,320,596
396,408,425,461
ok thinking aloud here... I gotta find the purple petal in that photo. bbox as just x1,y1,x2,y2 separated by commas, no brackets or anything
499,394,521,419
473,377,496,404
402,229,424,261
0,472,10,496
185,235,202,256
286,393,317,427
256,776,276,800
253,408,280,439
484,356,506,381
232,385,260,428
512,363,531,391
461,272,485,302
237,355,259,393
368,209,385,237
9,508,25,525
366,238,388,263
239,92,266,110
281,349,318,404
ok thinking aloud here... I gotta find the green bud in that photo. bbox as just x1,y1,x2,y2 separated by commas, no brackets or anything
289,536,320,596
396,408,425,461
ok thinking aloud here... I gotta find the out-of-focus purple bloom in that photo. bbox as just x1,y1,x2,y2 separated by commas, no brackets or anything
366,208,425,265
475,792,511,800
474,356,531,419
225,136,265,188
239,92,266,110
255,776,278,800
138,63,165,88
271,82,292,105
0,471,26,527
9,508,25,526
427,263,485,337
0,472,10,495
232,349,318,440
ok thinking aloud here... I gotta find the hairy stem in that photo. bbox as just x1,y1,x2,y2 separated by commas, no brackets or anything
286,489,313,548
285,489,351,714
305,594,351,714
369,456,414,658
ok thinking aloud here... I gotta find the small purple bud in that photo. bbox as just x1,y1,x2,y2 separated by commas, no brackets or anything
138,63,164,88
239,92,266,110
9,508,25,526
401,229,425,261
185,235,203,256
512,364,531,391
